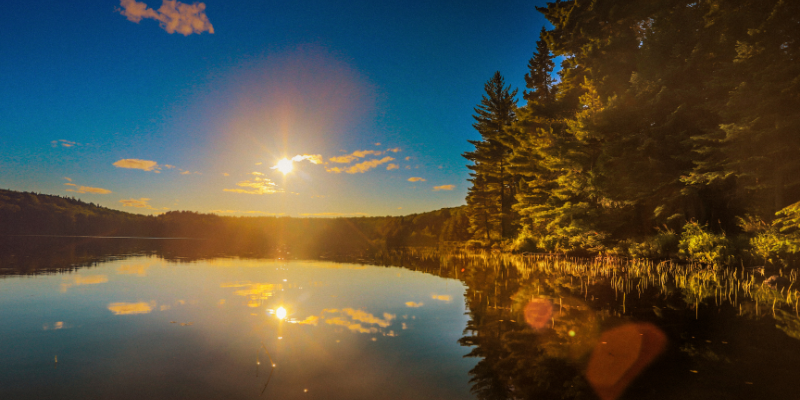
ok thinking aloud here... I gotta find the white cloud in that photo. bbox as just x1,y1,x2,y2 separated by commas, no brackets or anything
291,154,323,164
326,156,394,174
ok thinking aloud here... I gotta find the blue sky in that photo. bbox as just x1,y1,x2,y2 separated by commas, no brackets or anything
0,0,552,216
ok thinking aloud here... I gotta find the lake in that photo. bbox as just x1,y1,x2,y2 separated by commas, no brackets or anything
2,237,800,399
0,238,473,400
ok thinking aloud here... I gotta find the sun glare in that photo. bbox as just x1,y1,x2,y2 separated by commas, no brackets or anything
275,158,294,174
276,306,287,320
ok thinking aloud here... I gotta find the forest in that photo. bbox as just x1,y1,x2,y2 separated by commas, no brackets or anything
0,188,470,257
463,0,800,266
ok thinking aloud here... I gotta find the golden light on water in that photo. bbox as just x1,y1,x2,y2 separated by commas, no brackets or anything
276,306,287,320
275,158,293,174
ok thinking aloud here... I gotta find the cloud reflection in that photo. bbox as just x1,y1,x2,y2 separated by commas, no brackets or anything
61,275,108,292
107,301,155,315
117,264,150,276
290,308,398,335
222,282,279,306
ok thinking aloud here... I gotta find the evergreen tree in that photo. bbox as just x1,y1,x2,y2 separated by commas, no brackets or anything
463,72,519,244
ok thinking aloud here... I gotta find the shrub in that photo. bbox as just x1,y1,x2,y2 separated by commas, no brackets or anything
678,222,732,266
629,230,679,259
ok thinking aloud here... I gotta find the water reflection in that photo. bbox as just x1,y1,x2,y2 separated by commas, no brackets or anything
378,247,800,399
0,238,472,400
108,301,155,315
4,238,800,399
60,274,108,292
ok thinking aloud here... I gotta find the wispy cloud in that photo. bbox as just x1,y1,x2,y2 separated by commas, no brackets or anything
224,173,281,195
386,163,399,171
63,177,111,194
408,177,426,182
113,159,161,173
433,184,455,191
119,198,168,211
117,0,214,36
67,185,112,194
386,147,401,153
326,156,395,174
329,150,384,164
405,301,424,308
51,139,78,148
291,154,323,164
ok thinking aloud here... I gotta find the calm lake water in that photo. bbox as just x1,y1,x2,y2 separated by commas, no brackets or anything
3,237,800,400
0,238,473,400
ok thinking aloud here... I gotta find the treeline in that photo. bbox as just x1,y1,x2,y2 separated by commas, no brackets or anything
0,189,470,256
464,0,800,264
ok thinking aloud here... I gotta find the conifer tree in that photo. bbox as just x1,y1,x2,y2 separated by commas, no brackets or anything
463,72,519,244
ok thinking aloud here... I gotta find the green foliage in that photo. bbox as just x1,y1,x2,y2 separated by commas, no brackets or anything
743,202,800,265
678,222,733,266
628,230,679,260
463,0,800,258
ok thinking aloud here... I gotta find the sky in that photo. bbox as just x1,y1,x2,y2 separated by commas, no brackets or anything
0,0,552,217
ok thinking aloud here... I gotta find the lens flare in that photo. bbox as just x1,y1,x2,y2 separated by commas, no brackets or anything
276,306,287,320
275,158,293,174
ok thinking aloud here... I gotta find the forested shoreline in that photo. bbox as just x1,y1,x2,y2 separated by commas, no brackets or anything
462,0,800,267
0,188,470,257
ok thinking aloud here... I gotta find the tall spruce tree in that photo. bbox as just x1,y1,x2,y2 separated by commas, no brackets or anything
463,72,518,244
508,29,573,250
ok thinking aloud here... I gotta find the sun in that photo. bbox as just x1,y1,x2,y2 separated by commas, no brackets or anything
275,158,294,174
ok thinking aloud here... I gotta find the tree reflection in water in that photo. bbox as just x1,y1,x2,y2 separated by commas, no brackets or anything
374,247,800,400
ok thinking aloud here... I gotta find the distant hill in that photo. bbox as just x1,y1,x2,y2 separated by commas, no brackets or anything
0,189,469,253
